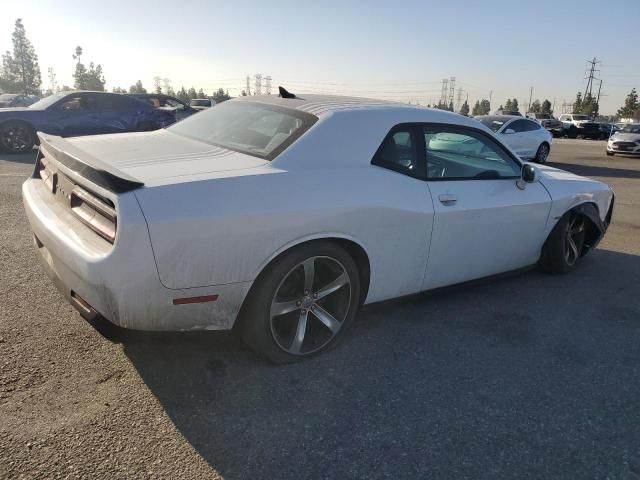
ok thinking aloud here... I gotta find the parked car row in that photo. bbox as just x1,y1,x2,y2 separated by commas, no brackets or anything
0,93,40,108
0,91,182,153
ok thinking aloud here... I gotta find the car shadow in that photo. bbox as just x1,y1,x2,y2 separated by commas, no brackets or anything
120,249,640,479
548,161,640,179
0,150,38,165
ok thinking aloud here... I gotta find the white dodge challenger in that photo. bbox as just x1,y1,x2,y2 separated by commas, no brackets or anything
22,89,614,363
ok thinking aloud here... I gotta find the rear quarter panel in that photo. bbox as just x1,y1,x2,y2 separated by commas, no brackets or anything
134,165,435,304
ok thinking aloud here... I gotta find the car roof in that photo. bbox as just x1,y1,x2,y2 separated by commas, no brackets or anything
475,115,521,122
236,93,440,116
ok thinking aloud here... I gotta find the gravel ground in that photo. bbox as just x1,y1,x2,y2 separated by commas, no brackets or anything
1,139,639,479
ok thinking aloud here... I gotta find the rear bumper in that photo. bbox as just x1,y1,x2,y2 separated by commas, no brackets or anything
22,178,250,331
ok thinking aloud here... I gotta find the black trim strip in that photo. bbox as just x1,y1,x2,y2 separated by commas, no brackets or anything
37,134,143,193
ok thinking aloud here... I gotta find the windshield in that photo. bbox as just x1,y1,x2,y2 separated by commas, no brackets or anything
168,101,317,160
0,94,18,101
476,116,507,132
572,115,590,120
190,99,211,107
29,92,68,109
620,124,640,134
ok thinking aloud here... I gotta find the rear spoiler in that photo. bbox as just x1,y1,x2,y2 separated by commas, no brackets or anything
36,133,144,193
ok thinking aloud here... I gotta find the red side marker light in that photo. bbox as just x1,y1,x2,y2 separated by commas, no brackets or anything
172,295,219,305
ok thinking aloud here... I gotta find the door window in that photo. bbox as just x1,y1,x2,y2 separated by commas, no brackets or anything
165,97,186,110
59,95,98,111
424,127,521,180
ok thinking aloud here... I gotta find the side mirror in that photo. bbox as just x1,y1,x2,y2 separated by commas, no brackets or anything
503,128,516,134
517,163,538,190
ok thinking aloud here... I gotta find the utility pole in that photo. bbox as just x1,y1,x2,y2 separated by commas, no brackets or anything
246,75,252,95
528,86,533,112
596,79,603,105
489,90,493,109
47,67,57,93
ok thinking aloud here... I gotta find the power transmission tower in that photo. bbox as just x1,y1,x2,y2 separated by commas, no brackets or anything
153,76,162,93
265,76,272,95
583,57,601,100
440,78,449,106
448,76,456,108
456,87,463,111
246,76,252,95
489,90,493,109
254,74,262,95
527,86,533,112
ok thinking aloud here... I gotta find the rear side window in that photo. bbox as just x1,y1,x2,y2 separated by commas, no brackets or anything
524,120,541,131
372,129,419,175
98,95,148,112
509,120,528,132
167,101,317,160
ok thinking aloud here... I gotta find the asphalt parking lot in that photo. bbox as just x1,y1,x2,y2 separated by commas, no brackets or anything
1,139,639,479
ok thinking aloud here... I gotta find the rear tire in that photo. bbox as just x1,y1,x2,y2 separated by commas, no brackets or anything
0,121,35,153
567,126,578,139
237,241,361,364
540,211,587,274
534,142,550,163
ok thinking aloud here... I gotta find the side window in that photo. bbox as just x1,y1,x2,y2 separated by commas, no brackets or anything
524,120,541,131
424,127,521,180
59,95,98,111
97,95,143,112
372,128,419,175
509,120,528,133
165,97,186,110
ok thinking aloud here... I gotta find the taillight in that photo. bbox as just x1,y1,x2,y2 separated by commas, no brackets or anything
70,186,117,243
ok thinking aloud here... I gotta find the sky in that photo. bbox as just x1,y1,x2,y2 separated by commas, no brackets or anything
1,0,639,115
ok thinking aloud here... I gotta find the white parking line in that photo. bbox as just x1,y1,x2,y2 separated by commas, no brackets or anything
0,173,28,177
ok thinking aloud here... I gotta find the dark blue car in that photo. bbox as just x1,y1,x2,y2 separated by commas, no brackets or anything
0,91,177,153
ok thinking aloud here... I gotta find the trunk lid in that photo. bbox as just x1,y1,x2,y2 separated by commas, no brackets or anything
54,129,269,187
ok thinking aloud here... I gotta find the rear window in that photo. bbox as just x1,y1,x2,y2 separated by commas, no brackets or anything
167,101,317,160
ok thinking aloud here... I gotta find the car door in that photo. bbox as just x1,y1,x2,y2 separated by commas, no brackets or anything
499,119,529,157
53,94,101,137
521,119,546,158
421,124,552,291
94,94,144,134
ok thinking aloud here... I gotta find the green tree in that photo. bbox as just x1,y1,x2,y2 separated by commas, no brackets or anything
176,86,189,103
112,86,127,93
541,99,552,114
0,19,42,94
572,92,583,114
72,47,105,91
580,93,598,116
616,88,639,119
197,88,206,98
241,89,247,96
213,88,231,103
459,99,470,116
504,99,513,111
166,86,175,96
529,99,541,113
187,87,198,99
128,80,147,94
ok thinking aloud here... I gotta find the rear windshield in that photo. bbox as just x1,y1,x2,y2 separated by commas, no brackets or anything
167,101,317,160
190,99,211,107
